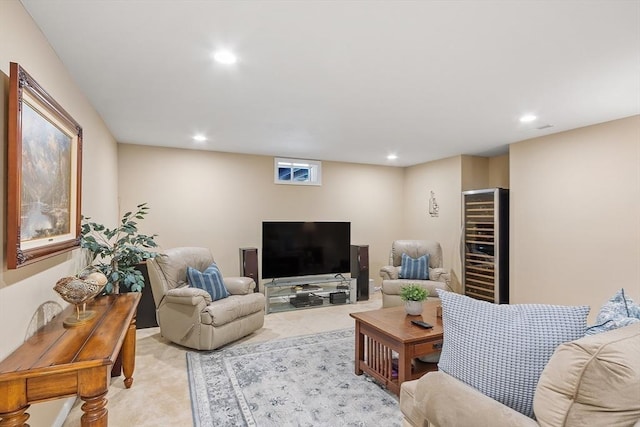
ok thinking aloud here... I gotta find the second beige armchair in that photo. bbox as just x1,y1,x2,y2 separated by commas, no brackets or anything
380,240,452,308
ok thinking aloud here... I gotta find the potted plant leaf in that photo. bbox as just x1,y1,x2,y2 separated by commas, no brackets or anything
400,284,429,316
81,203,158,294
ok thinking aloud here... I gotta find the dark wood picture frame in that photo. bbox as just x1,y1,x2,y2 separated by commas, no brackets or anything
7,62,83,269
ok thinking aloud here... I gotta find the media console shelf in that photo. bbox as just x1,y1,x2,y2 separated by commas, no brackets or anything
264,275,355,314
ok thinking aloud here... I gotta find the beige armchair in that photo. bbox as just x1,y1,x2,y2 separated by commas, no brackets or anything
380,240,452,308
147,247,265,350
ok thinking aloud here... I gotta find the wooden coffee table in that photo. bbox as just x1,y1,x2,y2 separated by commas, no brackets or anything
350,299,443,396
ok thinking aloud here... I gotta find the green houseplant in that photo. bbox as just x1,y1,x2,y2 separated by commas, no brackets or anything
81,203,158,294
400,284,429,315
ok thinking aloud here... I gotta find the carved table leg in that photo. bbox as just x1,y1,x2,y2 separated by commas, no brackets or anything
78,367,109,427
122,317,137,388
0,379,29,427
0,407,30,427
80,391,108,427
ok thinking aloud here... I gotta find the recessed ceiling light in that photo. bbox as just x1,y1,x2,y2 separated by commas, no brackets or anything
193,134,207,142
213,50,237,65
519,114,538,123
387,154,398,160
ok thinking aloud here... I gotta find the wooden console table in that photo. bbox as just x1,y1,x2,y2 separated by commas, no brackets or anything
0,293,141,426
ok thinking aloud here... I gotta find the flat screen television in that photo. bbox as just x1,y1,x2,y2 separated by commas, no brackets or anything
262,221,351,279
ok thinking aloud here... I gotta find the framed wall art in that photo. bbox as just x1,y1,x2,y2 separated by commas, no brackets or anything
7,62,83,269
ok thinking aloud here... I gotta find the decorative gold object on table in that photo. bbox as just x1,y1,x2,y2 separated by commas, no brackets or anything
53,268,108,327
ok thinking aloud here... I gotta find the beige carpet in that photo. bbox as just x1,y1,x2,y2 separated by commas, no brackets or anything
61,292,384,426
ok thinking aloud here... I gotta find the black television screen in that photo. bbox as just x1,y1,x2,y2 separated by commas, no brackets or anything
262,221,351,279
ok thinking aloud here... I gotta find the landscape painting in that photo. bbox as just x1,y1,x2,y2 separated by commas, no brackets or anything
20,101,73,243
7,62,83,269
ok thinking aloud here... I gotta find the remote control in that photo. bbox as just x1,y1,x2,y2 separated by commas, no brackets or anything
411,320,433,329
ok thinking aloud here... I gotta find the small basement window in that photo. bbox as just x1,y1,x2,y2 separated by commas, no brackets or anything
274,157,322,186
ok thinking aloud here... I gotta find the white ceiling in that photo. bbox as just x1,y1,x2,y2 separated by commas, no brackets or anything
21,0,640,167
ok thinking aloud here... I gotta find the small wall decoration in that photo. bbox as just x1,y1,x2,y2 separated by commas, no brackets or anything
7,62,83,269
429,190,439,217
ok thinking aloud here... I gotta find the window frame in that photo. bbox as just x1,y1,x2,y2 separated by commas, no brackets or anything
274,157,322,186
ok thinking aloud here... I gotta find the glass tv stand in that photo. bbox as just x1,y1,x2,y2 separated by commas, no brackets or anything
264,275,354,314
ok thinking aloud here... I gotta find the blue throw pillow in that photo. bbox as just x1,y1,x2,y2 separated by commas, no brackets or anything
399,253,429,280
436,289,589,419
187,263,230,301
585,288,640,336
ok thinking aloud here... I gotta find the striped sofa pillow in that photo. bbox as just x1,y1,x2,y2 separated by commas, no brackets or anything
399,253,429,280
187,263,230,301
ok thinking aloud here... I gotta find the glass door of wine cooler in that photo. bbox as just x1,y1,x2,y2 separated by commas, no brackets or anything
462,188,509,304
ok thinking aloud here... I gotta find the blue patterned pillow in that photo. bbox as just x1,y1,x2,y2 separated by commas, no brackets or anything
436,289,589,419
585,288,640,336
399,253,429,280
187,263,230,301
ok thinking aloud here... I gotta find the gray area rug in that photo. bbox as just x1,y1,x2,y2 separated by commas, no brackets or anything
186,328,401,427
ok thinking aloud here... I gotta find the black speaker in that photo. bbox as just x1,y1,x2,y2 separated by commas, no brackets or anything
239,247,259,292
350,244,369,301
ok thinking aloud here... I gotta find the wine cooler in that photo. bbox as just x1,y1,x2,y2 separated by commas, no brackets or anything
462,188,509,304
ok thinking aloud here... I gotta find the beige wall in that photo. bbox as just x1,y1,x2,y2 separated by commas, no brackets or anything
461,154,510,191
489,154,509,188
0,1,120,424
117,144,405,288
119,145,513,297
510,116,640,320
119,146,512,297
461,155,490,191
403,156,463,291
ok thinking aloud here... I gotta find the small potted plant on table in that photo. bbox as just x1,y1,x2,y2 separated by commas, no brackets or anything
400,284,429,316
